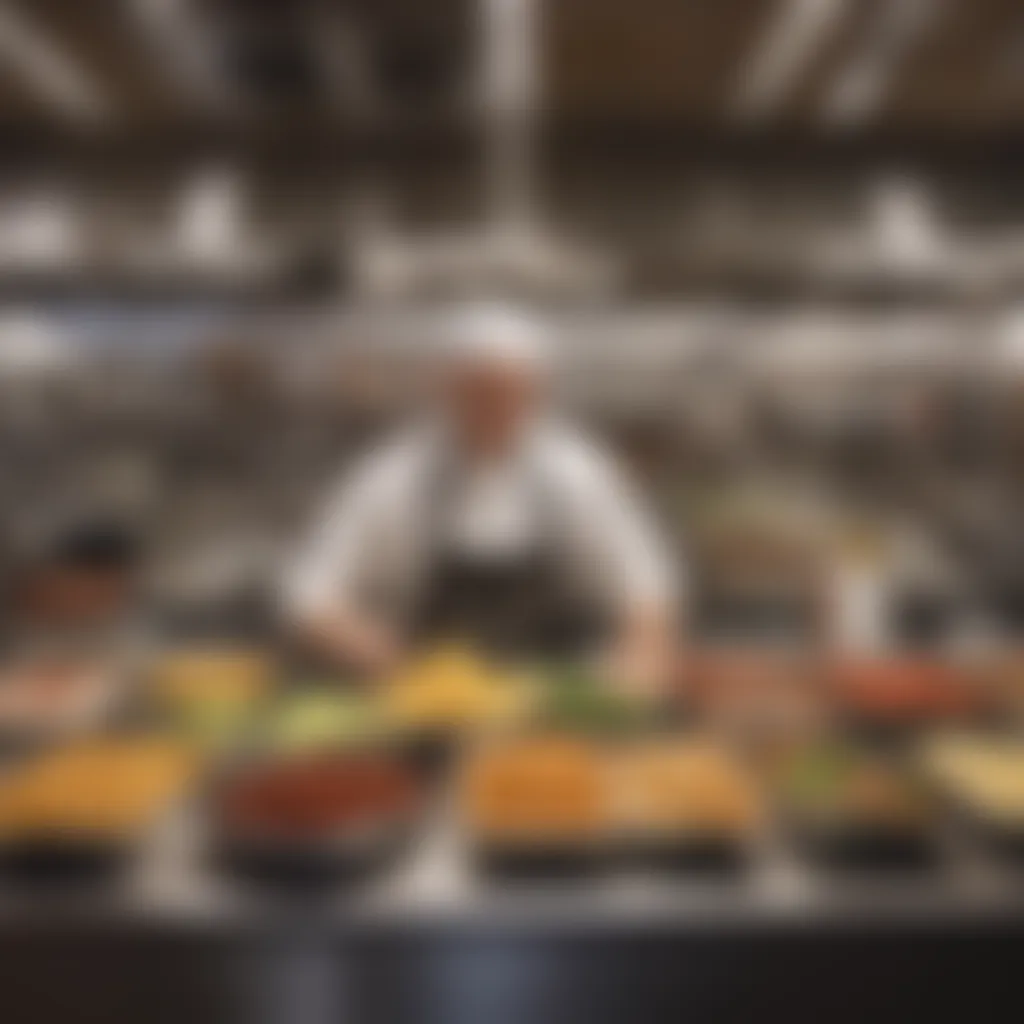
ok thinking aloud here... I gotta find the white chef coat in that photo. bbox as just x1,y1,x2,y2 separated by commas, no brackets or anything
285,418,677,626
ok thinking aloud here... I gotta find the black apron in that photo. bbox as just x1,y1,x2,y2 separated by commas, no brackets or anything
407,448,604,660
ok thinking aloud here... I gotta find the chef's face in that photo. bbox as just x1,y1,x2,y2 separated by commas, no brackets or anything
444,360,542,456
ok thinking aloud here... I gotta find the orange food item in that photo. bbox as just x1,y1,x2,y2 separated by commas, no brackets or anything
616,742,760,834
464,737,608,839
152,647,273,708
0,738,199,838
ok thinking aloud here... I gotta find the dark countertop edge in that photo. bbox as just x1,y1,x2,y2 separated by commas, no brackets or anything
3,900,1024,941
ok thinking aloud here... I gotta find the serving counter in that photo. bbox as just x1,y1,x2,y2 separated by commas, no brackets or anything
1,798,1022,1024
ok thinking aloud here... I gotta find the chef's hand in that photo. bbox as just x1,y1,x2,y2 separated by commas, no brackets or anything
603,642,668,701
346,619,405,679
603,607,675,701
303,606,405,680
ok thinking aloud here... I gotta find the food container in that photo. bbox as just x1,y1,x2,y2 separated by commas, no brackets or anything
613,740,762,873
679,648,826,737
0,738,199,883
383,646,538,773
7,524,139,629
830,658,989,734
385,646,537,728
461,735,611,879
147,646,275,749
151,646,275,708
920,734,1024,862
208,751,423,889
776,742,940,870
539,667,658,737
970,652,1024,725
259,689,388,755
0,657,126,746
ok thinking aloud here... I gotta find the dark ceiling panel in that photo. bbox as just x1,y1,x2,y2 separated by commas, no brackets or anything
878,0,1024,129
1,0,1023,143
542,0,1024,136
0,62,54,123
542,0,779,123
6,0,196,123
0,0,478,134
775,0,885,124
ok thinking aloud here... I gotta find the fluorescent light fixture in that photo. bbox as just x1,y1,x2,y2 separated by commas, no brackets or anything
821,0,937,127
0,190,81,270
482,0,537,114
733,0,849,121
870,174,945,274
176,167,244,266
0,315,71,377
0,5,110,124
130,0,235,114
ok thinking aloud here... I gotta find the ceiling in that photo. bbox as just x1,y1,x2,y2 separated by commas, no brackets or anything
0,0,1023,145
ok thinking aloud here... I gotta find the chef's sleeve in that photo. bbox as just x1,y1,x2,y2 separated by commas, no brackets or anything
283,458,396,623
561,440,680,614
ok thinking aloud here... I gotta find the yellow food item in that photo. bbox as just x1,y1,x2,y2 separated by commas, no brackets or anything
0,738,199,839
152,648,272,708
463,736,609,839
616,742,760,834
385,645,535,731
922,736,1024,823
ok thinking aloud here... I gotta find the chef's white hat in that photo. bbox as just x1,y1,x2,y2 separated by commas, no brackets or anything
442,301,550,372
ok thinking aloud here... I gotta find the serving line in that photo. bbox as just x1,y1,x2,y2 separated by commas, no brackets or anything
1,791,1023,935
1,803,1023,1024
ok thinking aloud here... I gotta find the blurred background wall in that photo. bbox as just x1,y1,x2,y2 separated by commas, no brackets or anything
4,0,1024,647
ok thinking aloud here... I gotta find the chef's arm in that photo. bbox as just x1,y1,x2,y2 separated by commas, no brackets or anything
606,598,677,697
283,459,408,677
295,601,403,677
574,452,680,696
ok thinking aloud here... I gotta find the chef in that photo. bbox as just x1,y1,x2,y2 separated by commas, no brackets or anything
285,305,677,691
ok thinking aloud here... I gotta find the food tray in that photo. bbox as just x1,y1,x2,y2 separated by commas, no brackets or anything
209,817,417,891
788,816,940,871
396,729,462,780
470,833,609,881
0,658,126,746
0,832,137,886
0,737,200,888
206,752,426,891
460,733,611,881
616,830,753,875
831,658,990,735
958,809,1024,865
679,648,825,727
610,737,763,875
775,740,942,871
917,735,1024,865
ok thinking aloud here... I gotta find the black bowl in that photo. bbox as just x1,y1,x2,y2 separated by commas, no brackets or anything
792,819,940,872
0,835,133,888
956,806,1024,866
472,836,609,882
619,831,752,875
210,816,415,893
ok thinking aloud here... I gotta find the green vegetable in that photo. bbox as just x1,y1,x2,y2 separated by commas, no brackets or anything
167,702,258,750
540,666,652,735
785,747,856,805
265,691,384,752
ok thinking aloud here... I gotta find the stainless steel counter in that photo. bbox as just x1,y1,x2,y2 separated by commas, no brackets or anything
0,801,1022,1024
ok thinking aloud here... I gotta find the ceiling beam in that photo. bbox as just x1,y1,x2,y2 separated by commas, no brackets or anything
733,0,850,121
0,3,111,125
820,0,941,127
